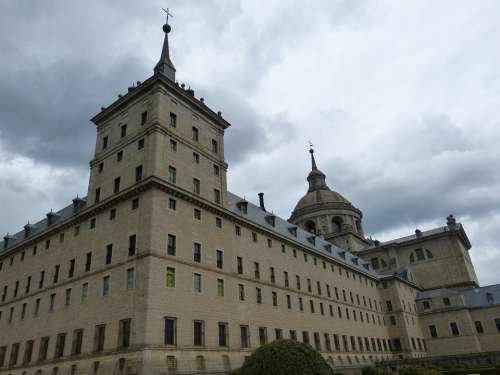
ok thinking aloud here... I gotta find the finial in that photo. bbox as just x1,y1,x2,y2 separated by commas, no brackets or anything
308,142,317,171
154,8,176,81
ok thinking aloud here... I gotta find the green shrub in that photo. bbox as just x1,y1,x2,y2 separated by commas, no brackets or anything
237,339,335,375
362,367,378,375
228,369,241,375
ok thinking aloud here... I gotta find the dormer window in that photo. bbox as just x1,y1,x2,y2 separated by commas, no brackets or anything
24,224,36,239
288,227,297,237
46,211,60,226
324,244,332,253
486,292,494,304
362,263,370,270
338,251,346,260
352,257,359,265
236,201,248,214
307,236,316,245
265,215,276,227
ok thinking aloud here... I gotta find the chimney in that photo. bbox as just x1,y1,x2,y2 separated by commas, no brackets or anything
72,197,86,214
3,234,14,249
415,229,422,238
258,192,265,211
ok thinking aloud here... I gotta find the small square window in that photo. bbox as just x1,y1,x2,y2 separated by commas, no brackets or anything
169,198,176,210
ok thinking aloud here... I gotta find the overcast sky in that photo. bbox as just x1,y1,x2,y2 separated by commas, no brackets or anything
1,1,499,285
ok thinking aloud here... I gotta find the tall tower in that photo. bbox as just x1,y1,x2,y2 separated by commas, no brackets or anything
289,149,369,251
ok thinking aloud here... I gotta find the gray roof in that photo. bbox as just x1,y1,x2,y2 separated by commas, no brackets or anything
416,284,500,309
0,198,86,255
227,192,378,277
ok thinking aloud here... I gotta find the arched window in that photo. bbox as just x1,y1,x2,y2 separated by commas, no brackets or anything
305,221,316,234
356,219,363,234
331,217,343,234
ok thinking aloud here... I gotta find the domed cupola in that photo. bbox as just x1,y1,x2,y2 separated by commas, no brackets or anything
289,148,369,251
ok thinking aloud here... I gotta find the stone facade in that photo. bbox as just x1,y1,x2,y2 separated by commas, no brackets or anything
0,19,499,375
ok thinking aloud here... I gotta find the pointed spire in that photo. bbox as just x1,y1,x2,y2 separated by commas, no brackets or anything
310,147,318,171
154,14,176,81
306,147,329,192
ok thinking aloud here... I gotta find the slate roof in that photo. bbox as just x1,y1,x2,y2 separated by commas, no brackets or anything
416,284,500,308
227,192,378,278
0,199,86,255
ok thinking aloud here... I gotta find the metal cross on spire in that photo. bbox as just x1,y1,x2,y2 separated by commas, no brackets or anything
162,7,173,24
308,141,314,151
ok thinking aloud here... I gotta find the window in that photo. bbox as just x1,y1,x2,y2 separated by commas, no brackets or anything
98,162,104,174
105,244,113,265
193,320,204,346
218,322,228,347
21,303,27,320
23,339,34,364
415,248,425,261
94,325,106,352
141,111,148,125
110,208,117,220
212,139,218,153
270,267,276,284
167,234,176,255
217,279,224,297
495,318,500,332
117,150,123,162
85,252,92,272
254,262,260,279
287,295,292,309
26,276,32,294
81,283,88,303
90,217,96,229
166,267,176,288
214,164,220,176
102,276,110,297
169,198,176,210
390,316,396,326
194,273,202,293
192,127,199,141
95,188,101,203
235,225,241,236
193,243,202,263
423,301,431,309
386,300,393,312
71,329,84,355
121,124,127,138
259,327,268,345
135,165,143,181
450,322,460,336
126,268,135,289
74,225,80,236
443,297,451,306
170,112,177,127
216,217,222,228
118,319,131,348
39,337,49,361
302,331,310,345
290,330,297,341
256,288,262,304
272,291,278,306
55,333,66,358
65,289,72,306
193,152,200,163
170,139,177,152
132,198,139,209
240,325,250,348
102,136,108,150
216,250,224,269
238,284,245,301
252,232,258,242
193,178,200,194
314,332,321,351
113,177,120,194
428,324,438,338
475,321,484,334
49,293,56,312
237,257,243,274
214,189,221,204
164,318,176,345
169,166,176,184
284,271,289,287
194,208,201,220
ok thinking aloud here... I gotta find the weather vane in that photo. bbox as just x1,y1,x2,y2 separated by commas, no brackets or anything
162,7,173,24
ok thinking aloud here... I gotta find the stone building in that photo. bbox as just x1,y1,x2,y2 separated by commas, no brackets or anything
0,19,499,375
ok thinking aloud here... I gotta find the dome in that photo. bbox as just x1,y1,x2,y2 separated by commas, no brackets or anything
293,189,351,213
